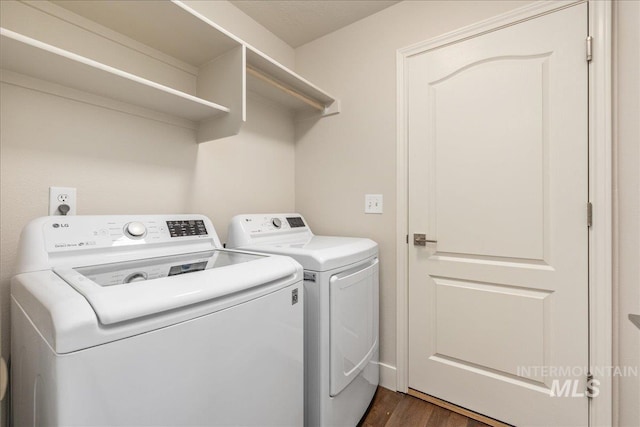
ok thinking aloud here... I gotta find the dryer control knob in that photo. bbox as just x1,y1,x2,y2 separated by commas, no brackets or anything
125,221,146,238
272,218,282,229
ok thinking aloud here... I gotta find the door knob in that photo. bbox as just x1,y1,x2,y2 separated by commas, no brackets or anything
413,234,437,246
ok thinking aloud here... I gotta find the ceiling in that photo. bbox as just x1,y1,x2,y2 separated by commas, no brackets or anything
231,1,401,48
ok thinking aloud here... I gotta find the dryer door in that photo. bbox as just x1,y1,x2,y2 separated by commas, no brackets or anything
329,258,379,397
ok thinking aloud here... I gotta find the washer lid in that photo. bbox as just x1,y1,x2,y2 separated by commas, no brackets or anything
246,236,378,272
54,249,297,325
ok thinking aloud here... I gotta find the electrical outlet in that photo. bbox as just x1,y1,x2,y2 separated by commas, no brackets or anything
365,194,383,214
49,187,77,216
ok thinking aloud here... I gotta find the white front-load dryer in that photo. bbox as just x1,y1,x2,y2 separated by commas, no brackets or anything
227,213,379,427
11,214,304,427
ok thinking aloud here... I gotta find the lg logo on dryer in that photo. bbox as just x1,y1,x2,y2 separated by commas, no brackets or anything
52,223,69,228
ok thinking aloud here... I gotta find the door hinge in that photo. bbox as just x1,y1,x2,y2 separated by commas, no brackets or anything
406,234,409,244
586,36,593,62
587,202,593,227
586,372,595,399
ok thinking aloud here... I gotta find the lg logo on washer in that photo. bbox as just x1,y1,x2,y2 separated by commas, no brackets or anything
52,223,69,228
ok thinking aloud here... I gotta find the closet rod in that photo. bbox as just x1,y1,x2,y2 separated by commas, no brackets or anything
246,65,326,112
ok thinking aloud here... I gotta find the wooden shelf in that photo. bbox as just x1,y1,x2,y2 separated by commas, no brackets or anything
2,0,339,142
0,28,229,122
52,0,340,117
246,47,339,115
51,0,241,69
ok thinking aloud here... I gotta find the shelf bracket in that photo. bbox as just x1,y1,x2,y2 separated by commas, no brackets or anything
322,100,341,116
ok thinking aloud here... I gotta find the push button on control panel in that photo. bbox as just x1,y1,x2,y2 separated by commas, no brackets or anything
124,222,147,238
166,220,208,238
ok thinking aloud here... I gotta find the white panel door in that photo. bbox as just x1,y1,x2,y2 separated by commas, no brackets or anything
407,4,589,426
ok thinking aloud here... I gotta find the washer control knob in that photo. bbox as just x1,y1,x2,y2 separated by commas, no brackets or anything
125,221,146,238
272,218,282,229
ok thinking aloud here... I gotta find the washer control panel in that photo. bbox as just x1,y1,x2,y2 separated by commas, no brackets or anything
40,215,215,254
16,215,221,273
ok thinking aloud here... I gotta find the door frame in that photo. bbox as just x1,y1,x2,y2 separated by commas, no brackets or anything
395,1,612,425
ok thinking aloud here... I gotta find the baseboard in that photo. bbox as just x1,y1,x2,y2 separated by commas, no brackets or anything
378,362,397,391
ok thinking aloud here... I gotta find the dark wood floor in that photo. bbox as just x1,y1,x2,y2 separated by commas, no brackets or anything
358,387,490,427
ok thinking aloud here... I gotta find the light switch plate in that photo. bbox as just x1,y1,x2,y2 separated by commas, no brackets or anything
365,194,383,214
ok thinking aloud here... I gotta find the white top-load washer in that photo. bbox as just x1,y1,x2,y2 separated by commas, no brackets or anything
227,213,379,427
11,214,304,427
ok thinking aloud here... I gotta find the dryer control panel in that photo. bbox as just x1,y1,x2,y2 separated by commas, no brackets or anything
238,215,307,234
227,213,313,247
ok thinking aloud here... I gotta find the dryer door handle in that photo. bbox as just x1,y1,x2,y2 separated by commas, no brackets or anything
332,258,378,282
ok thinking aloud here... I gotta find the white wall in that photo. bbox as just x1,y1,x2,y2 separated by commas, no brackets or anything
294,0,532,386
183,0,295,69
190,94,296,243
613,1,640,426
0,81,195,353
166,1,298,240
